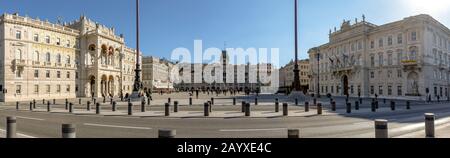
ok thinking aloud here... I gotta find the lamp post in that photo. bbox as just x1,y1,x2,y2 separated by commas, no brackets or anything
316,50,320,98
292,0,301,92
132,0,143,97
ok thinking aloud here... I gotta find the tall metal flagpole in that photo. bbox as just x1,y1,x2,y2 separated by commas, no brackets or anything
292,0,301,92
132,0,142,95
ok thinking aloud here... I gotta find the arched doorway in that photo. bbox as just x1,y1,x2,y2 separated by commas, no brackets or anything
89,76,96,97
407,72,419,96
101,75,107,97
342,75,349,96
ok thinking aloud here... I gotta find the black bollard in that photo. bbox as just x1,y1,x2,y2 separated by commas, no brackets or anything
305,101,310,112
16,102,19,110
33,99,36,109
371,101,376,112
47,101,51,112
233,98,236,105
241,101,246,113
359,98,362,104
95,103,101,114
375,119,388,138
255,97,258,105
168,98,171,104
375,101,379,109
295,98,298,106
275,100,279,113
204,102,210,117
6,116,17,138
346,103,352,113
53,99,56,105
245,103,251,117
87,101,91,111
355,101,359,110
128,102,133,115
43,99,45,105
406,101,411,110
211,98,214,105
283,103,288,116
174,101,179,113
141,99,146,112
331,101,336,111
189,97,192,106
103,97,106,103
165,103,170,116
112,101,117,112
110,98,113,105
65,99,68,110
29,102,33,111
69,103,74,113
390,101,396,111
313,98,317,105
158,129,176,138
317,103,322,115
93,98,96,105
62,124,76,138
79,98,82,105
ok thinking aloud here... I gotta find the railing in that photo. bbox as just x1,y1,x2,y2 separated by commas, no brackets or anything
13,59,26,67
401,60,419,66
44,62,52,66
32,61,41,66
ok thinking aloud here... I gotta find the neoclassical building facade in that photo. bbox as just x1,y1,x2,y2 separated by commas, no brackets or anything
308,14,450,100
0,13,140,102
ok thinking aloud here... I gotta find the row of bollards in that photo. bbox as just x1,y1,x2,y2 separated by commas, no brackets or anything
374,113,436,138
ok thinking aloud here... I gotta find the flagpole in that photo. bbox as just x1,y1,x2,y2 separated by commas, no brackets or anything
293,0,301,92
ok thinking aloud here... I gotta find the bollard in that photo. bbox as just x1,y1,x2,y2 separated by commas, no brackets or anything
141,99,146,112
288,129,300,138
406,101,411,110
53,99,56,105
110,98,113,105
87,101,91,111
375,101,379,109
62,124,76,138
128,102,133,115
295,98,298,106
375,119,388,138
79,98,82,105
359,98,362,104
390,101,396,111
174,101,179,113
383,98,386,104
305,101,310,112
29,102,33,111
47,101,51,112
103,97,106,103
112,101,117,112
331,101,336,111
317,103,322,115
33,99,36,109
168,98,171,104
204,102,210,117
69,102,74,113
93,98,97,105
16,102,19,110
65,99,68,110
425,113,435,138
283,103,288,116
313,98,317,105
245,103,251,117
165,103,170,116
211,98,214,105
346,103,351,113
241,101,246,113
255,97,258,105
233,98,236,105
95,103,100,114
275,101,280,113
189,97,192,106
371,101,376,112
6,116,17,138
355,101,360,110
158,129,176,138
43,99,45,105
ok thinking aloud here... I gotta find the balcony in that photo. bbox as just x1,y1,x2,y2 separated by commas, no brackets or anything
13,59,26,67
55,63,63,67
400,60,418,66
65,64,72,68
32,61,41,66
44,62,52,66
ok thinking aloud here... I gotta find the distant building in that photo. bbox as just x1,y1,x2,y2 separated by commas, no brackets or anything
279,59,310,93
142,56,175,93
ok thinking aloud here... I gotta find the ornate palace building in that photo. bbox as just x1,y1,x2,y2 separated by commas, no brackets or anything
308,14,450,100
0,13,140,102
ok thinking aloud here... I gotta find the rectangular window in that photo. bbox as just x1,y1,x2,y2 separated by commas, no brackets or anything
379,86,383,95
45,36,50,44
16,85,22,94
388,54,393,66
56,38,61,45
34,70,39,78
46,85,51,93
411,32,417,41
351,85,354,94
378,54,384,66
388,86,392,95
67,72,70,79
76,72,79,79
57,85,61,93
76,85,79,92
66,85,70,93
66,40,70,47
46,70,50,78
16,70,22,78
387,70,392,78
34,34,39,42
398,86,402,96
388,36,393,46
397,34,403,44
370,86,374,95
379,38,384,47
370,55,375,67
370,71,375,78
370,41,374,49
16,31,21,39
397,69,403,78
34,85,39,94
57,71,61,78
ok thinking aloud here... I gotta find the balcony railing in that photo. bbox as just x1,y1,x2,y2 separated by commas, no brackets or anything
401,60,418,66
13,59,26,67
44,62,52,66
32,61,41,66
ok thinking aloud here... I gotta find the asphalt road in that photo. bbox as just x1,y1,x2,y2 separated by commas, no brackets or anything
1,93,449,138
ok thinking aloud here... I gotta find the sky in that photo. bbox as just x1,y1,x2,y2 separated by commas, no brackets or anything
1,0,450,67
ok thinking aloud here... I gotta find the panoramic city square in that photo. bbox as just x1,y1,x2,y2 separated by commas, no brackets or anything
1,0,450,139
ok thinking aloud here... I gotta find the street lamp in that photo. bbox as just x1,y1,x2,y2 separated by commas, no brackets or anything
292,0,301,92
316,50,320,98
131,0,143,98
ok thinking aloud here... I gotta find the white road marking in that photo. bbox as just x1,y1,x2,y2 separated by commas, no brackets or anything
16,116,45,121
219,128,287,132
83,123,152,130
0,129,37,138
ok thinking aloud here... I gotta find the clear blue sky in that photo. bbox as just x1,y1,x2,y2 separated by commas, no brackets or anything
1,0,449,66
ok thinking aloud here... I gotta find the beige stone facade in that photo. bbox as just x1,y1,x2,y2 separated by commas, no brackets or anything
142,56,175,92
308,14,450,100
0,13,140,102
279,59,310,92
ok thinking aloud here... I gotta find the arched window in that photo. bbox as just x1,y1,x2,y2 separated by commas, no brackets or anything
33,51,40,62
15,49,22,60
89,44,96,51
409,46,418,60
46,52,51,62
57,54,61,63
66,55,71,64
